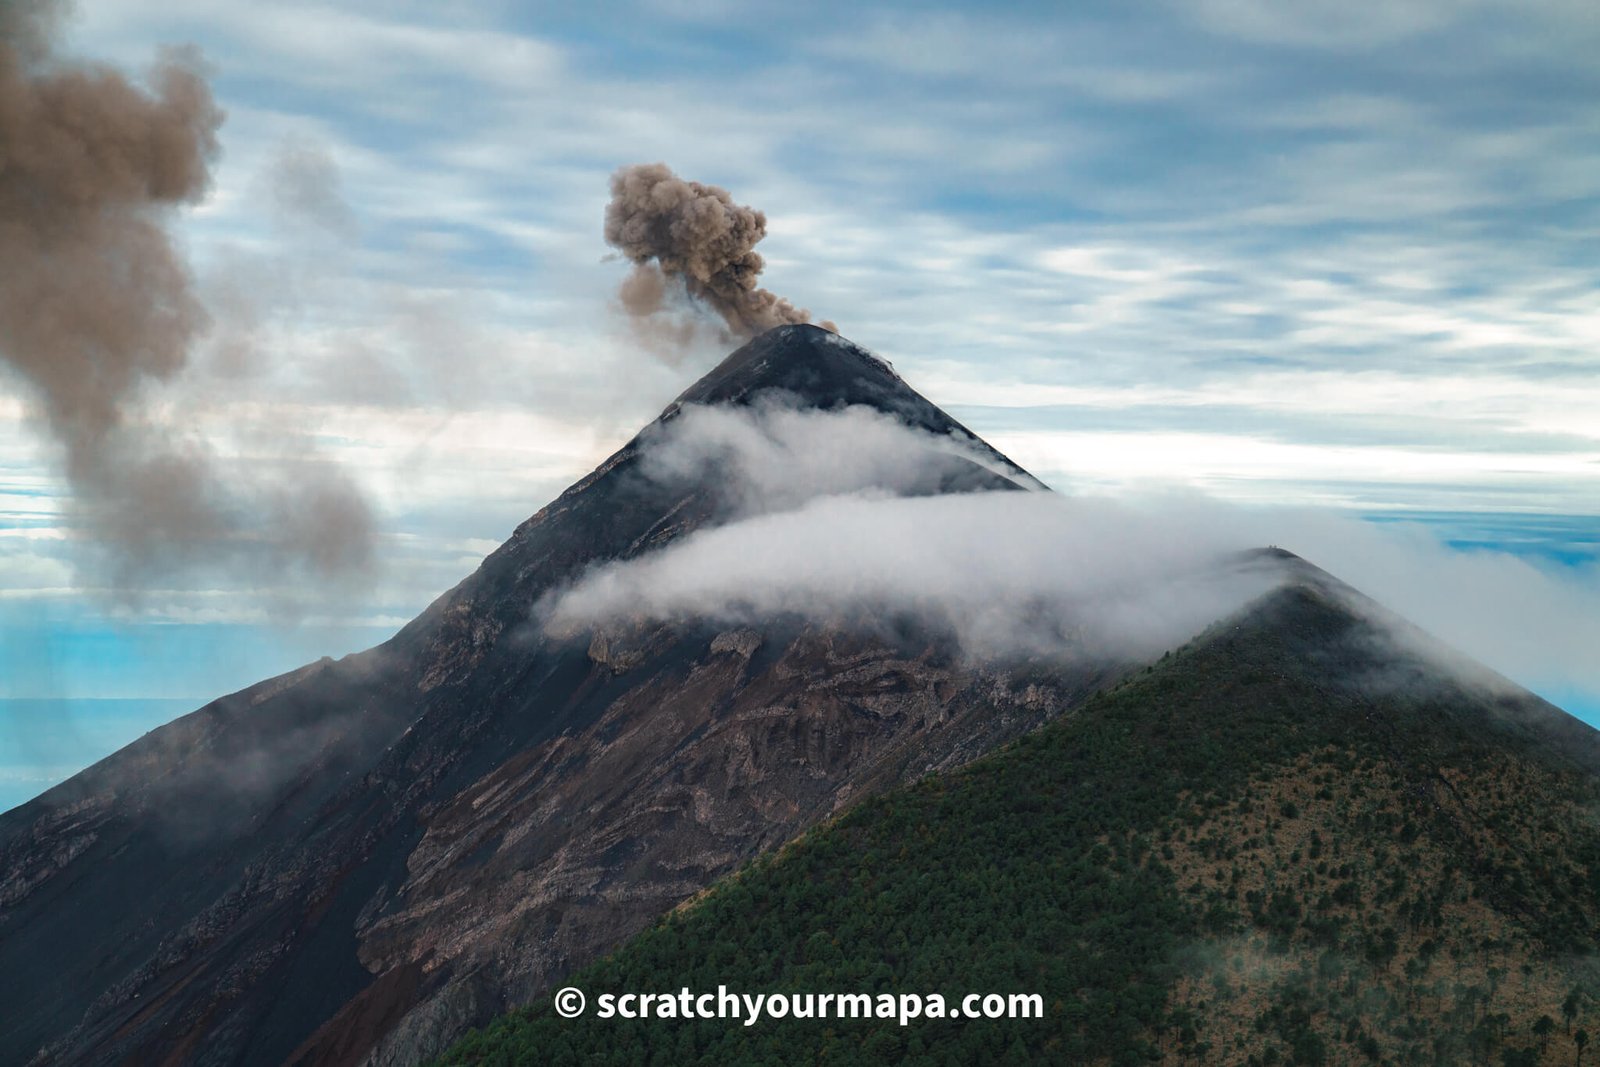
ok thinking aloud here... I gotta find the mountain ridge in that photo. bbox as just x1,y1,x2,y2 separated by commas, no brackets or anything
441,563,1600,1066
5,325,1592,1067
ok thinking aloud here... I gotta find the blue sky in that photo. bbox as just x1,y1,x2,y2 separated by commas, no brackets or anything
2,0,1598,803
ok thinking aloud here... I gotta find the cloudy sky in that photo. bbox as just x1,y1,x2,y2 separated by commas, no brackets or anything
1,0,1597,800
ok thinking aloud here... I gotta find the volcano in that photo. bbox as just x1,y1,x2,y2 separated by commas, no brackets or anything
2,325,1596,1067
0,326,1115,1066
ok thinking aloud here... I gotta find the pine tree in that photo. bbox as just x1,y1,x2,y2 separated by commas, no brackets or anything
1536,1016,1556,1053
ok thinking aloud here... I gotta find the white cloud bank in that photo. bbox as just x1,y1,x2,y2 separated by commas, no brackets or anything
544,489,1288,663
542,404,1600,713
638,400,1036,514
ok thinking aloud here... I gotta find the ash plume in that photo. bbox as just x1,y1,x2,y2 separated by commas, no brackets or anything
605,162,836,343
0,1,375,598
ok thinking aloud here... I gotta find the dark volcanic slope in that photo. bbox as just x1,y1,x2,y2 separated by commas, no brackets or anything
444,559,1600,1067
0,326,1104,1067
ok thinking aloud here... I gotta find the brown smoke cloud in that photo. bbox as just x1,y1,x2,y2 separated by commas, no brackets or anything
604,162,836,343
0,1,375,598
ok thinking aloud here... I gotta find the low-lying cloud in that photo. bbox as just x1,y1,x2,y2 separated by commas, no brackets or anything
639,400,1031,516
542,401,1600,713
543,401,1287,662
544,488,1287,663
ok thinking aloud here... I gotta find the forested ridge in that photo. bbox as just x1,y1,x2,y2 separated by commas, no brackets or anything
440,582,1600,1066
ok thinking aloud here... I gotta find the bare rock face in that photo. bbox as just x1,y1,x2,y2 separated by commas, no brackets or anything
342,631,1115,1067
0,326,1129,1067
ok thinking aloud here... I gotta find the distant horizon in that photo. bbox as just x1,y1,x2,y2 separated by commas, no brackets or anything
0,697,200,814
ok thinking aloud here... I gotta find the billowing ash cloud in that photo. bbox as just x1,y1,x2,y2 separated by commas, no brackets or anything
0,1,375,597
605,162,836,344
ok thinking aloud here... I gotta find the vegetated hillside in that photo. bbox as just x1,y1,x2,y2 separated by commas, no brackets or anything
440,564,1600,1067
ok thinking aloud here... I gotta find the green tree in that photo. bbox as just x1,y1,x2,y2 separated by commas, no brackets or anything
1537,1016,1556,1052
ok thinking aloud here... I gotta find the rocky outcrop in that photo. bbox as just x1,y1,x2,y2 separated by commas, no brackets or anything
338,629,1115,1067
